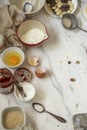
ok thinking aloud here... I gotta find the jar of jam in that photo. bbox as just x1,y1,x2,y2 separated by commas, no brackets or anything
0,68,14,94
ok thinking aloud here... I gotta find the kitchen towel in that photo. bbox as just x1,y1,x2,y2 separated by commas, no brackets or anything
0,2,25,50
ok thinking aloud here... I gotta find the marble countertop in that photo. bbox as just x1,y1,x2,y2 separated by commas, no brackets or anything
0,1,87,130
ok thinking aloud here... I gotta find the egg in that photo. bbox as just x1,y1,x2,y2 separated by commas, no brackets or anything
28,56,40,67
35,67,47,78
3,51,22,67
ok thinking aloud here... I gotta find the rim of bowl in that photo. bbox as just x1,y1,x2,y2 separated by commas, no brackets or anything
14,82,36,102
23,0,46,15
1,47,25,68
1,106,26,130
17,19,49,47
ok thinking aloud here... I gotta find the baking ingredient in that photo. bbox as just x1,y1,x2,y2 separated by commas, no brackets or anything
28,56,40,66
62,17,72,28
70,78,76,82
21,28,45,44
76,60,80,64
3,51,22,67
3,110,24,129
14,67,32,82
35,67,46,78
15,82,35,101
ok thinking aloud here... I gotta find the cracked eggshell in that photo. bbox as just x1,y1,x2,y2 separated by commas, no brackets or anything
28,56,40,67
35,67,46,78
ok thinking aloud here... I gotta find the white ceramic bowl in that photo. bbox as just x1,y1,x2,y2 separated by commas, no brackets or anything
17,20,48,46
14,82,36,102
1,47,25,69
1,106,26,130
9,0,46,17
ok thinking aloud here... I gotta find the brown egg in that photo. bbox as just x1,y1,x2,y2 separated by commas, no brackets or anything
28,56,40,67
35,67,46,78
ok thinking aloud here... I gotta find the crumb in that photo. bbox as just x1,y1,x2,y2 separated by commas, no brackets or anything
60,61,63,63
70,78,76,82
68,61,71,64
70,86,74,91
76,103,79,108
76,61,80,64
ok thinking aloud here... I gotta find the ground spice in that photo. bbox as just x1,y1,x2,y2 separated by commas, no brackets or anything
4,110,24,129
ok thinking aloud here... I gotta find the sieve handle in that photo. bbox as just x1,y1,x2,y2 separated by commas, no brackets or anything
77,26,87,33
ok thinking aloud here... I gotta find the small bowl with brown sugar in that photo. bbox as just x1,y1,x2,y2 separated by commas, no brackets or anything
1,106,26,129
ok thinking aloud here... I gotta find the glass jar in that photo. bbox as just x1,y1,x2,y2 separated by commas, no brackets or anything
0,68,14,94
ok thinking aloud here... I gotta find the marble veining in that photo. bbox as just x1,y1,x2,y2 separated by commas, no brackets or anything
0,1,87,130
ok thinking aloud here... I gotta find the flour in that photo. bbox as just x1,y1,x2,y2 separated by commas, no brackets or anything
16,82,36,101
21,28,45,44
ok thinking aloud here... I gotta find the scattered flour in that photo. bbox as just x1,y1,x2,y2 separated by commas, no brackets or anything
21,28,45,44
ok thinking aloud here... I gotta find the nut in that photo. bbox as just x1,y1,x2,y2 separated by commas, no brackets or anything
35,67,46,78
60,4,70,11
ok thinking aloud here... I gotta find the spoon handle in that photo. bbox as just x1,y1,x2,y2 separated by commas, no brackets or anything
77,26,87,33
45,110,67,123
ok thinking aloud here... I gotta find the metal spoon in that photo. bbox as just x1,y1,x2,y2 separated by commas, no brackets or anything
14,81,26,98
32,102,67,123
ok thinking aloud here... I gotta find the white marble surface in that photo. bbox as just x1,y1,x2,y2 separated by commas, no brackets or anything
0,1,87,130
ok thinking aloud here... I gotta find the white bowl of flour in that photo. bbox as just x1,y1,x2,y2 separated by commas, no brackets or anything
14,82,36,102
17,20,49,46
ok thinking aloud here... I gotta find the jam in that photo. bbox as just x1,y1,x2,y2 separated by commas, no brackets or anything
14,67,32,82
0,68,14,94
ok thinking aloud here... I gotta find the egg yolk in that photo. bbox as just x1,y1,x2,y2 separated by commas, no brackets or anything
9,55,19,65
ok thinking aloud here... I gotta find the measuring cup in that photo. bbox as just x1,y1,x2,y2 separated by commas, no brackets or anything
32,102,67,123
62,13,87,33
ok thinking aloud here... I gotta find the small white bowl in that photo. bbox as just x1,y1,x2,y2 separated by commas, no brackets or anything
9,0,46,17
1,47,25,69
1,106,26,130
17,20,49,46
14,82,36,102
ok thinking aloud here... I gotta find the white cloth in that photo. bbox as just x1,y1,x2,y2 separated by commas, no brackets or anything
0,0,10,7
0,3,25,50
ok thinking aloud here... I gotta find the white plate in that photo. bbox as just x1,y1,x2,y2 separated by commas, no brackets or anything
44,0,78,18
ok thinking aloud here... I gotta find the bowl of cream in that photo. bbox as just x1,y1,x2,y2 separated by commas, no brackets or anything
14,82,36,102
17,20,49,46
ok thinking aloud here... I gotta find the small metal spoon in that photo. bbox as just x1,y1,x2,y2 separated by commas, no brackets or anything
32,102,67,123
